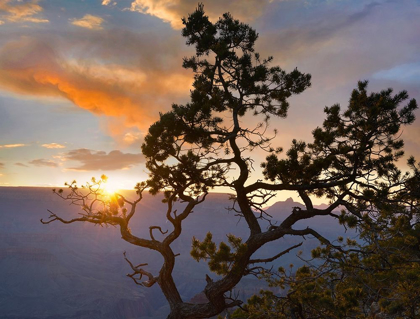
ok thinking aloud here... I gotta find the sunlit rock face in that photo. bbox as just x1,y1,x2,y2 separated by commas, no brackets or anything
0,187,349,318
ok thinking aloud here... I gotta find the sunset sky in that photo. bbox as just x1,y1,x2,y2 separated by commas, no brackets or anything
0,0,419,194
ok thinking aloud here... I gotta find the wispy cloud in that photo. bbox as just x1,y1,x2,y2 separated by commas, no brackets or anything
129,0,276,29
0,162,4,168
0,0,48,23
29,159,58,167
257,1,420,90
102,0,112,5
123,131,142,145
70,14,104,30
0,31,191,133
0,143,27,148
15,162,29,167
63,148,143,171
41,143,66,149
260,2,382,65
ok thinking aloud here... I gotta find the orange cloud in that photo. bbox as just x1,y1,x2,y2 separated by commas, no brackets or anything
41,143,66,149
0,35,192,131
129,0,276,29
0,143,27,148
71,14,104,30
123,132,142,144
0,0,48,23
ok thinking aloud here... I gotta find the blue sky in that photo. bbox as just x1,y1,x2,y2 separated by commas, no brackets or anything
0,0,419,195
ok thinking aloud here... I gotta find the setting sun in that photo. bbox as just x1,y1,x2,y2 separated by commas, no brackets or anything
1,1,419,318
100,176,120,195
102,182,119,195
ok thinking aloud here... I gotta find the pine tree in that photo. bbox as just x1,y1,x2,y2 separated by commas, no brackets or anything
42,5,417,318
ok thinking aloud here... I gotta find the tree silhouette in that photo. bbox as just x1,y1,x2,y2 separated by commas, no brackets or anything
41,4,417,319
232,162,420,318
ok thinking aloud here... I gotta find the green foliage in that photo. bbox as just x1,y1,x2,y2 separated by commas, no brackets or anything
236,179,420,318
191,233,247,275
140,5,419,317
262,81,417,201
50,4,420,318
141,4,311,198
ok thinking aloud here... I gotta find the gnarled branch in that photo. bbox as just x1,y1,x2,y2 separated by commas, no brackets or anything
249,242,303,264
124,251,158,288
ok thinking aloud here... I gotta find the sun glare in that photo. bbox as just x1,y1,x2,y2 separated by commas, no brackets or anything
102,180,120,195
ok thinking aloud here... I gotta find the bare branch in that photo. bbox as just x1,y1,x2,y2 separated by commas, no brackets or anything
123,252,158,288
149,226,168,241
249,242,303,264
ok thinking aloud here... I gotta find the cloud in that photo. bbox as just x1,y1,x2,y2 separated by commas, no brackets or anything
29,159,58,167
123,131,142,145
1,0,417,150
222,0,420,167
0,31,192,132
102,0,112,5
129,0,276,29
70,14,104,30
255,1,420,92
0,143,27,148
0,20,4,25
15,162,29,167
373,62,420,85
260,2,382,65
0,0,48,23
63,148,143,171
41,143,66,149
0,162,4,168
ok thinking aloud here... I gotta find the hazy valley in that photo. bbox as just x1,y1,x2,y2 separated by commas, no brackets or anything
0,187,355,318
